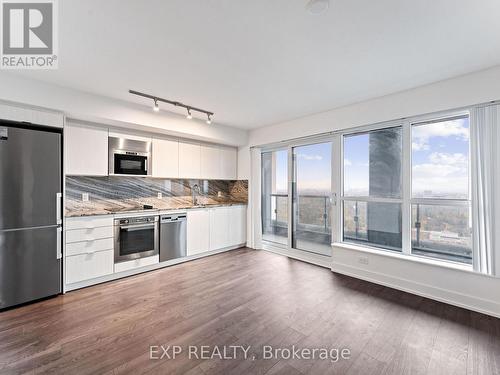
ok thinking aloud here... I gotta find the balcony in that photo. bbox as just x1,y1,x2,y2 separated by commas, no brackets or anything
262,194,331,254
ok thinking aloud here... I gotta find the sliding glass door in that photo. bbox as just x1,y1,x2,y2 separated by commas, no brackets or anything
292,142,333,256
261,149,289,245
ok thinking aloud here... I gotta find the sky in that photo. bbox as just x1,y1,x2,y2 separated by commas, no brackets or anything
268,116,469,198
411,117,469,198
344,118,469,198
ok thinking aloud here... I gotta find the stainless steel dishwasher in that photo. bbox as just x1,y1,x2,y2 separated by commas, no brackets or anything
160,213,187,262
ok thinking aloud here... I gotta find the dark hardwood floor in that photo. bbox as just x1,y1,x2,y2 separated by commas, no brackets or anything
1,248,499,374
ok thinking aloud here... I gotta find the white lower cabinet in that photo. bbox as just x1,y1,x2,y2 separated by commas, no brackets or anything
65,216,114,285
209,207,230,250
187,209,210,256
209,206,247,251
65,250,114,284
229,205,247,245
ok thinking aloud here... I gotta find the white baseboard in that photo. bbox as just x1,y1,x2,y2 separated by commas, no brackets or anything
331,261,500,318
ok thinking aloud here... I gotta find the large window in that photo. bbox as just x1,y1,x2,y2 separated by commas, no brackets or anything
411,116,471,264
260,109,475,267
262,150,288,245
341,114,472,265
343,126,403,251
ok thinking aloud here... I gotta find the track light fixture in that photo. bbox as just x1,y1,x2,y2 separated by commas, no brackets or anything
129,90,214,123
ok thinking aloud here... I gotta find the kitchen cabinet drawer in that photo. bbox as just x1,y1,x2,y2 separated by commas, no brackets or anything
65,226,113,243
65,216,114,231
114,255,159,273
65,237,114,257
65,249,114,284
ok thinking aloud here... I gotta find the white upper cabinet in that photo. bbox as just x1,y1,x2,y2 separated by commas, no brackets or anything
178,142,201,178
65,123,108,176
152,138,179,178
220,147,237,180
201,145,221,179
200,145,238,180
0,101,63,128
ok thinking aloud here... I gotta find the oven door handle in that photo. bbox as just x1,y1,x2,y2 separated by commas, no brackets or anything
120,224,156,231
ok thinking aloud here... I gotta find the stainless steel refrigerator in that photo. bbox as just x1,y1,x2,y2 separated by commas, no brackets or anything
0,121,62,309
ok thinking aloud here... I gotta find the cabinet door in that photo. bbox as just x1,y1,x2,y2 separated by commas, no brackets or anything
229,205,247,246
209,207,230,250
187,209,210,255
152,138,179,178
65,124,108,176
179,142,201,178
201,145,221,179
221,148,237,180
0,102,63,128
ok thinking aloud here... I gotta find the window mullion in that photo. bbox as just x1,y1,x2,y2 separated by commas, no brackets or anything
287,146,293,250
332,135,342,244
402,121,412,255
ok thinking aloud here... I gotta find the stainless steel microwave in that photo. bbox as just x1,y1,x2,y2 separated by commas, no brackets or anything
109,136,152,175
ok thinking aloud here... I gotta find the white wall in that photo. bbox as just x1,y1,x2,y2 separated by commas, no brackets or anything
0,72,248,147
245,65,500,317
248,65,500,147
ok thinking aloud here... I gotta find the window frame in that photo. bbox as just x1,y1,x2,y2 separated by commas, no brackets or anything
339,109,473,268
408,111,472,264
261,147,290,247
340,123,404,252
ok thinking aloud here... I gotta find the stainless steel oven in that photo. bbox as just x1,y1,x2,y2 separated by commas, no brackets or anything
109,136,152,175
114,215,159,263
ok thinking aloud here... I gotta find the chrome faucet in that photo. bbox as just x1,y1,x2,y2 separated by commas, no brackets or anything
191,183,201,205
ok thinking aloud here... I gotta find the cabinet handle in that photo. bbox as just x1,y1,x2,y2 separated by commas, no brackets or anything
56,227,62,259
56,193,62,225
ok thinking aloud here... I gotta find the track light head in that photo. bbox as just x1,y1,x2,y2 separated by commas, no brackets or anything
153,99,159,112
206,114,212,125
186,108,192,120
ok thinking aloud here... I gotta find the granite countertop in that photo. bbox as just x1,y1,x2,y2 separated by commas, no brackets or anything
65,201,248,218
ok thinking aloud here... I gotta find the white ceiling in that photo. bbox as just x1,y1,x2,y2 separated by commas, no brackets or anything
9,0,500,129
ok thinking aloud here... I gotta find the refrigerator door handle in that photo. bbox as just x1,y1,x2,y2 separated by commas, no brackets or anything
56,193,62,225
56,226,62,259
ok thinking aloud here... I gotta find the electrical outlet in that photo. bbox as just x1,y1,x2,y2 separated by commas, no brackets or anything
82,193,89,202
358,256,369,265
157,192,163,199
